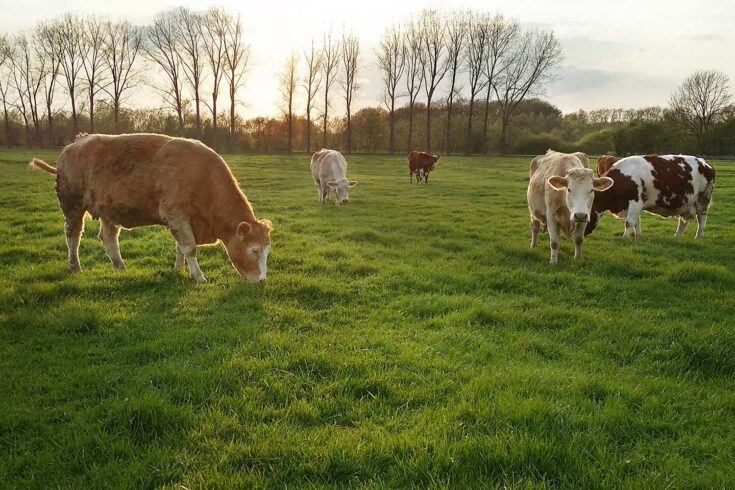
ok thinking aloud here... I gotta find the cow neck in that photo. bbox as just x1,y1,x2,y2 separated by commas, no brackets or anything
213,185,257,242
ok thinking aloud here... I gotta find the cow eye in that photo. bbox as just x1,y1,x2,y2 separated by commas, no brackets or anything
250,247,260,255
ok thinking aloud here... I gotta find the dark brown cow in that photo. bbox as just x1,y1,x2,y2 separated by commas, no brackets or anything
29,133,273,283
586,154,715,238
408,151,439,183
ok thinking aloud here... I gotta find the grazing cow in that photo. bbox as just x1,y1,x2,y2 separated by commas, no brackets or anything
527,150,613,263
310,149,357,205
585,154,715,238
408,151,439,183
596,154,619,177
29,133,273,284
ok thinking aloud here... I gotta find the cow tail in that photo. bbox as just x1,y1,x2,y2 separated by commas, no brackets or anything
29,158,57,175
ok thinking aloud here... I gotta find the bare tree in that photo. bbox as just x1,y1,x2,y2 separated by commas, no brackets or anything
201,6,228,150
443,11,467,153
10,34,45,146
464,14,489,155
320,30,340,148
419,9,449,152
670,69,732,153
175,7,205,138
35,22,62,145
81,17,107,134
301,39,321,153
144,10,185,134
0,35,14,146
340,32,360,154
101,20,143,133
223,12,249,152
56,14,85,135
404,17,423,152
279,51,298,153
376,23,405,155
481,15,519,155
493,29,562,153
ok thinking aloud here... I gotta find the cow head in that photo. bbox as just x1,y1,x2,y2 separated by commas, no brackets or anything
225,219,273,283
548,168,613,225
327,178,358,205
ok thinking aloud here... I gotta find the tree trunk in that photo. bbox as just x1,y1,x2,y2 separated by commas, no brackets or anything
346,110,352,154
113,99,120,133
444,69,458,154
212,93,218,151
425,97,432,152
464,98,475,156
89,96,95,133
482,85,492,155
194,85,201,138
71,93,78,135
46,103,53,148
305,106,311,153
407,103,414,152
229,84,235,152
322,90,328,148
389,98,395,155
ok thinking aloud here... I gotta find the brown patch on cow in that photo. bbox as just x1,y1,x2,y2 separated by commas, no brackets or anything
408,151,439,182
696,158,715,183
592,168,639,215
640,179,647,202
595,155,618,177
644,155,693,210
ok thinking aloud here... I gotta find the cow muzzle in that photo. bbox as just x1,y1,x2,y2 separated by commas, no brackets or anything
573,212,589,223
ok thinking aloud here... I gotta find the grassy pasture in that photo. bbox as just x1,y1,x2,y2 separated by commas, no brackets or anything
1,148,734,489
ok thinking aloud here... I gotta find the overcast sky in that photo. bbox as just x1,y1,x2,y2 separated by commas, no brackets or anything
3,0,734,118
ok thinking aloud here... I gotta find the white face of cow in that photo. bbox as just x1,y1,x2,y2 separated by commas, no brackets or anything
328,178,358,205
548,169,613,224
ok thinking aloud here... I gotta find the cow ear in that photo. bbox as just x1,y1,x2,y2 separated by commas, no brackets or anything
434,155,440,160
593,177,614,191
237,221,252,240
327,181,337,188
348,180,358,187
548,176,568,190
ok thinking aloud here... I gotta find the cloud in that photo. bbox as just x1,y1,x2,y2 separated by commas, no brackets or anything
550,66,617,95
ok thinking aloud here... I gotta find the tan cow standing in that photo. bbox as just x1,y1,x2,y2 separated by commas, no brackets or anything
30,133,272,283
527,150,613,263
310,149,357,205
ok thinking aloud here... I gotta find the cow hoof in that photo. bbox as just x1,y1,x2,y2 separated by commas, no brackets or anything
193,275,207,284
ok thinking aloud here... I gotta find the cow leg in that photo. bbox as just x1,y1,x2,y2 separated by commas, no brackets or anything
530,218,541,248
675,217,690,237
98,217,126,271
409,171,413,184
695,210,708,239
634,218,643,238
174,243,185,271
623,204,642,238
169,221,206,283
62,205,85,273
425,172,429,183
573,225,585,260
546,215,560,264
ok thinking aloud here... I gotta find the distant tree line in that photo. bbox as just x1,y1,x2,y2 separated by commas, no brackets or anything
0,7,732,157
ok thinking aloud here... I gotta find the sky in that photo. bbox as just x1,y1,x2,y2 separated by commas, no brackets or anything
2,0,734,118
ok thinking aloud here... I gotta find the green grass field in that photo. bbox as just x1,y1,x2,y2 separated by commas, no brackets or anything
1,148,734,489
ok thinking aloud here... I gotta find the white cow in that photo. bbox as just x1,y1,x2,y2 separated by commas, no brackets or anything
527,150,613,263
310,149,357,205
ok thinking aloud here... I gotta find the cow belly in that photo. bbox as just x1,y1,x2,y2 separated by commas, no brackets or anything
94,203,162,228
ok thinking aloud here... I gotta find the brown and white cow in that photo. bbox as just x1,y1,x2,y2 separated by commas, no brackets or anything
595,154,619,177
528,150,613,263
586,154,715,239
408,151,439,183
310,149,357,205
30,133,273,283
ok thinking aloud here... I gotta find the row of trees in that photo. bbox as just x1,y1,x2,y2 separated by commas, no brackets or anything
277,10,562,155
0,6,247,150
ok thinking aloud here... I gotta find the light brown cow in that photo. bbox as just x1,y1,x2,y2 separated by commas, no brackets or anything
30,133,272,283
596,154,619,176
527,150,612,263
